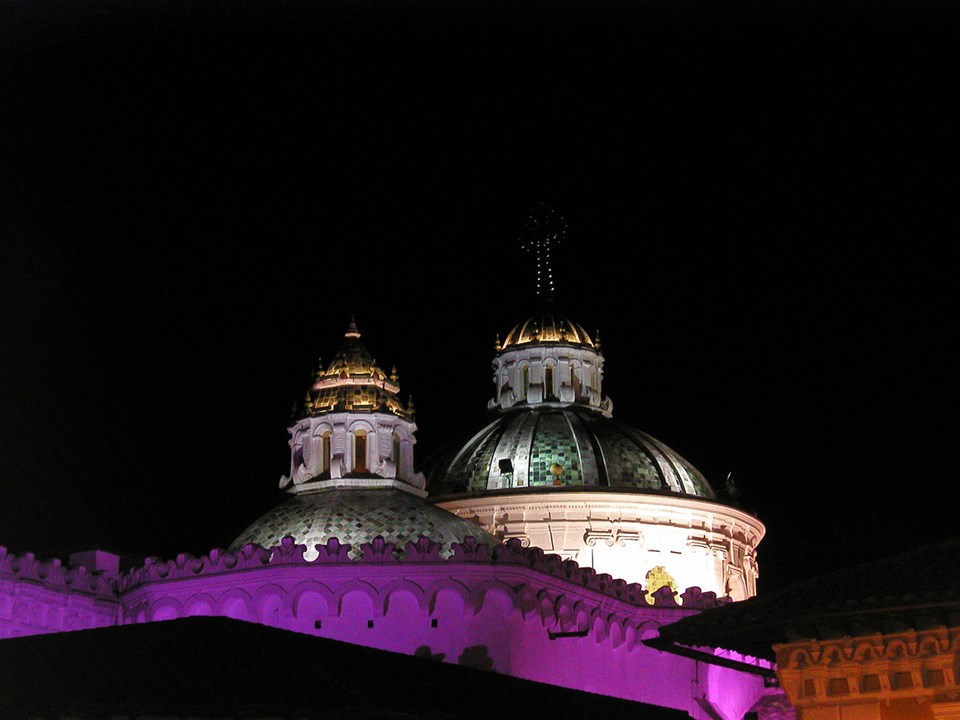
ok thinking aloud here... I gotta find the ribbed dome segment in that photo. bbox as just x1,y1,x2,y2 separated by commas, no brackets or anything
501,312,593,350
430,408,714,498
305,320,411,419
231,488,494,558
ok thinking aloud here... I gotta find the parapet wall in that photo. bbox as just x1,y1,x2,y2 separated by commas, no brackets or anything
119,536,733,610
0,537,764,719
0,547,118,638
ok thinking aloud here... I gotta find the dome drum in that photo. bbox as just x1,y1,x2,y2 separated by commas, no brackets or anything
434,491,764,600
284,412,422,491
489,344,610,413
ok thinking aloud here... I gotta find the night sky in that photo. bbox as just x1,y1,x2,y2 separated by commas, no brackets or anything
2,0,957,596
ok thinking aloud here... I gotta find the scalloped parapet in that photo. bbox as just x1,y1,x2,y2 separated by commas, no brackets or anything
0,545,116,597
2,537,732,612
115,535,732,610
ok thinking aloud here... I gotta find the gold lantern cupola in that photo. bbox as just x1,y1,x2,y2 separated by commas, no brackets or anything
303,317,412,419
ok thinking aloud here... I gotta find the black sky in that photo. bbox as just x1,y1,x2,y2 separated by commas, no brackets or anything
1,0,957,594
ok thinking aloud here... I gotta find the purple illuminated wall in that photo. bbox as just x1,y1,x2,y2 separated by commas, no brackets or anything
1,539,776,720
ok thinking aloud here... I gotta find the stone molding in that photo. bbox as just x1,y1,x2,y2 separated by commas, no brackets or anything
776,627,960,709
585,528,645,547
438,491,765,546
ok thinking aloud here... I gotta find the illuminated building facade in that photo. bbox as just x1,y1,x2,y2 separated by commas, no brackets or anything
0,203,780,719
0,317,778,719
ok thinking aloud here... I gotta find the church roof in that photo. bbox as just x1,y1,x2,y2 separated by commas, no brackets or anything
230,488,495,559
428,406,715,498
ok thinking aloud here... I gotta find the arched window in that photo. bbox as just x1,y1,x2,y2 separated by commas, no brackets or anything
521,366,530,399
393,432,402,474
544,364,554,399
570,365,580,399
354,429,367,474
320,431,331,475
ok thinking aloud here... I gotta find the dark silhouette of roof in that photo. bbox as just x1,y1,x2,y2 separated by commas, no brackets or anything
0,616,689,719
656,535,960,661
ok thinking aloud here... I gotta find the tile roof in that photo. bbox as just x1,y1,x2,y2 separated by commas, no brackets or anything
656,535,960,661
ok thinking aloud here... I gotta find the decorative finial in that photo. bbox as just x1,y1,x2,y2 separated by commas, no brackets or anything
390,365,399,383
494,333,502,352
595,329,602,351
345,315,361,339
304,390,314,413
406,394,415,415
520,203,567,301
314,357,324,379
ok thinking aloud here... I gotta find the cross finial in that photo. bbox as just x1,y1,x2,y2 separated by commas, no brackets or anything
520,203,567,301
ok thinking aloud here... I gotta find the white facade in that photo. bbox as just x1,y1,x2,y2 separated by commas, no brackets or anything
436,491,763,600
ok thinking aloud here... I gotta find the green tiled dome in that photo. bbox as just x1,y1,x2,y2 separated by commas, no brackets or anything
429,408,715,498
230,488,494,558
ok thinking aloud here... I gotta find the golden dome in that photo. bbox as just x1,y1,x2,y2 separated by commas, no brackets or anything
304,319,411,419
500,312,594,350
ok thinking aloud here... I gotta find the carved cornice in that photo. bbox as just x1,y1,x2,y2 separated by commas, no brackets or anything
686,535,728,558
438,492,765,546
585,528,645,547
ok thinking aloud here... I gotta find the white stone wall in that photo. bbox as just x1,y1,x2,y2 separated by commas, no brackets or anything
489,344,610,414
436,491,765,600
285,411,422,489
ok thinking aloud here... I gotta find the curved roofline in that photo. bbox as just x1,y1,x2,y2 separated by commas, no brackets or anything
428,483,746,511
495,339,599,356
291,477,427,498
500,311,595,351
424,405,719,499
431,487,766,539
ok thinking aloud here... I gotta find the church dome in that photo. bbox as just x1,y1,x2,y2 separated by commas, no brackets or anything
499,311,594,350
231,488,495,559
429,407,715,499
303,317,412,420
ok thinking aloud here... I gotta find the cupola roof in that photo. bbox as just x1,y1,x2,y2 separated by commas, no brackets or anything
500,310,595,350
230,488,494,559
304,318,411,419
